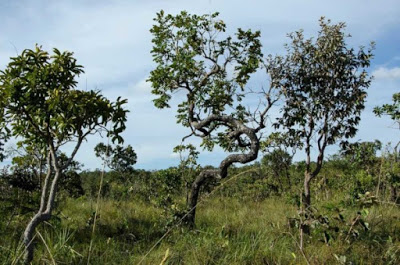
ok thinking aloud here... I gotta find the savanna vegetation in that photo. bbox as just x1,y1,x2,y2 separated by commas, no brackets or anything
0,11,399,265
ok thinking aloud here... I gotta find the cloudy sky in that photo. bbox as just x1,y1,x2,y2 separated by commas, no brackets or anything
0,0,399,170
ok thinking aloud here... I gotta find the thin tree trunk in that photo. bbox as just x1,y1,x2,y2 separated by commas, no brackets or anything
376,155,385,198
185,179,202,227
390,186,398,202
38,160,43,191
185,170,218,227
285,167,291,187
186,183,190,207
276,169,284,192
23,212,50,264
22,152,62,264
303,172,312,211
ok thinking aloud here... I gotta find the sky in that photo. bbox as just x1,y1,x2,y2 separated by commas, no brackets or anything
0,0,399,170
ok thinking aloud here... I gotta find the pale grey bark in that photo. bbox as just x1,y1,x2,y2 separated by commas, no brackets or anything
23,138,83,264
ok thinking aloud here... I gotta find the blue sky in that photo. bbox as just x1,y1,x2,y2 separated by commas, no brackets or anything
0,0,399,170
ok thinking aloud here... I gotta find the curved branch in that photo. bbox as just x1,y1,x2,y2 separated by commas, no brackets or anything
184,114,260,227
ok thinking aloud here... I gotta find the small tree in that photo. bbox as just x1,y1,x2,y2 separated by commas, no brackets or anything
261,148,292,191
374,92,400,154
374,93,400,201
0,46,128,263
149,11,278,227
3,147,84,224
340,140,382,198
268,18,374,210
340,140,382,173
8,144,47,190
173,144,200,204
94,143,137,173
374,92,400,130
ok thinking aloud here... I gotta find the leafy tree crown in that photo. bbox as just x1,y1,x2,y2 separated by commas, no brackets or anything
374,92,400,127
149,11,265,152
94,143,137,172
269,18,374,149
0,46,128,155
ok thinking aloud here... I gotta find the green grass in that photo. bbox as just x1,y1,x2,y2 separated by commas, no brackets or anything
1,194,400,264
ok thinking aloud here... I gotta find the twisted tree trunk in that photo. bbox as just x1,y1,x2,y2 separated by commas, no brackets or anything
184,121,259,228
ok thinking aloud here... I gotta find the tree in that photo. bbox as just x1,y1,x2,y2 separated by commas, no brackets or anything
268,18,374,210
261,148,292,191
340,140,382,199
8,147,85,196
0,46,128,263
149,167,182,211
173,144,200,204
374,92,400,130
149,11,278,227
56,152,85,198
374,93,400,201
374,92,400,155
8,145,47,190
340,140,382,173
0,94,8,162
94,143,137,173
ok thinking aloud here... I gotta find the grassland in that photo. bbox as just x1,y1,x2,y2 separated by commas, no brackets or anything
2,186,400,264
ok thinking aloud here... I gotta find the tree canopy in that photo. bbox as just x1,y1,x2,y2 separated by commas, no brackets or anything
94,143,137,172
0,46,127,150
267,17,374,208
374,92,400,129
149,11,273,152
0,45,128,263
149,10,278,227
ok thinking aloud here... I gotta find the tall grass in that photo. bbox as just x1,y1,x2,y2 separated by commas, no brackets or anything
1,194,400,264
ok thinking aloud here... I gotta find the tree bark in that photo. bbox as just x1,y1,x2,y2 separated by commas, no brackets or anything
184,123,259,228
285,166,291,187
303,172,312,211
184,169,219,227
390,186,398,203
23,212,50,264
22,151,62,264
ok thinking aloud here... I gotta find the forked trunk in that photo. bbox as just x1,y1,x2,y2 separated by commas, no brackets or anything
23,165,61,264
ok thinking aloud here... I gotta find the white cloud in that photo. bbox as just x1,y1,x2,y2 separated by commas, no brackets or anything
372,67,400,80
1,0,400,169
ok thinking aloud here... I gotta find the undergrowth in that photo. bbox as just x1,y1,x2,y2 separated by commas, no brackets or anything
1,195,400,264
